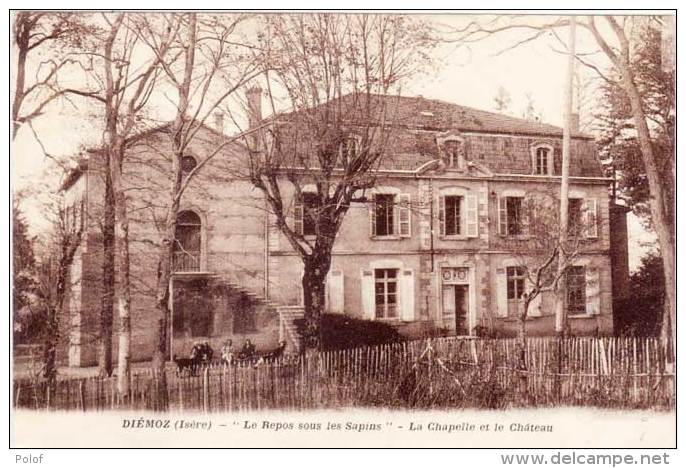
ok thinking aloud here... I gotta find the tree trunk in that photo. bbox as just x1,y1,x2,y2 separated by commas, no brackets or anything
517,297,531,405
111,145,132,396
555,16,576,337
12,42,27,139
621,69,676,355
152,204,180,372
98,164,115,377
42,305,58,385
43,229,82,385
301,258,329,350
151,11,195,376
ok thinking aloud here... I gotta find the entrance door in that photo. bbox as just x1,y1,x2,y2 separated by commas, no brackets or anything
454,285,469,335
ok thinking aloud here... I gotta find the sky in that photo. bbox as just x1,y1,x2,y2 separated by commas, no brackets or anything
10,13,658,270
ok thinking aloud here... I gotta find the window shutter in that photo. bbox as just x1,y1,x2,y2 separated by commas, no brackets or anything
586,198,598,238
400,268,415,322
528,288,542,317
294,196,303,235
360,269,375,319
496,269,508,317
586,266,600,315
498,197,507,235
369,196,376,237
398,193,411,237
327,270,345,314
466,195,478,238
438,195,445,236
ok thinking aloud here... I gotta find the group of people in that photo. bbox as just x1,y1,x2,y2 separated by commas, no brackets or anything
184,338,287,367
189,341,213,363
220,339,258,365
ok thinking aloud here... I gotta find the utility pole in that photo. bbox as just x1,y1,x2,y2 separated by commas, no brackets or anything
554,16,576,336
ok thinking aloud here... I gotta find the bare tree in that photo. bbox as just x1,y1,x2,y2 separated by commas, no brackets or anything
445,14,675,346
493,85,512,113
137,12,261,377
507,190,588,402
521,92,543,122
33,193,85,385
243,13,436,349
72,13,174,392
11,12,94,139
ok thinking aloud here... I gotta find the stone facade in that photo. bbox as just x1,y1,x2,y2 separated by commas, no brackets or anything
60,96,626,366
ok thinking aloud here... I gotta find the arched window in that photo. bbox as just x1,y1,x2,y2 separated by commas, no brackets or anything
173,210,202,271
181,155,197,176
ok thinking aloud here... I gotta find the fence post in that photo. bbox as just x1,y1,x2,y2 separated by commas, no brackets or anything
79,380,86,412
203,367,210,413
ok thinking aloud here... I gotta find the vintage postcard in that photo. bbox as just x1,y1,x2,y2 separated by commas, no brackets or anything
9,8,676,451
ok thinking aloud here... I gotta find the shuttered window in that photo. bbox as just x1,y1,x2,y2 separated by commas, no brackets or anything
370,193,411,238
374,194,395,236
506,197,524,235
374,269,398,319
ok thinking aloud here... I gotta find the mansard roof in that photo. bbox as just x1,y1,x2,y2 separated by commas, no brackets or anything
268,93,603,178
342,94,592,139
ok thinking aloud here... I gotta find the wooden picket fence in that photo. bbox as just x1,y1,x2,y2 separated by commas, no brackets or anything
13,336,675,412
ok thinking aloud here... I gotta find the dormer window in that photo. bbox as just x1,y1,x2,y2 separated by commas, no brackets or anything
181,155,197,176
341,136,359,160
443,140,466,170
535,147,549,175
531,143,554,175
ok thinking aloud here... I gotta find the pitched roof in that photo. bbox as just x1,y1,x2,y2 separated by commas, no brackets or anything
60,119,243,191
347,94,592,139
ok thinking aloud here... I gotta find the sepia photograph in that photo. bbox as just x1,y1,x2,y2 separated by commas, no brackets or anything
8,7,677,451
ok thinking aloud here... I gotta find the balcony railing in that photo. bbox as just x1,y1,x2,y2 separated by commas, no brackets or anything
173,251,201,272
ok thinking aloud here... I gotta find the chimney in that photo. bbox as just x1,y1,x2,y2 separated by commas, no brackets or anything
570,113,580,133
246,85,263,129
213,111,224,134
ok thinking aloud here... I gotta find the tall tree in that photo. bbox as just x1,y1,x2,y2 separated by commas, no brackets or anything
245,13,436,349
445,14,676,345
138,12,260,378
12,201,37,342
33,192,85,384
74,13,173,391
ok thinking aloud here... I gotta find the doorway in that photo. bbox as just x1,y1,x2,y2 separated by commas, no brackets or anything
441,281,470,336
453,285,469,335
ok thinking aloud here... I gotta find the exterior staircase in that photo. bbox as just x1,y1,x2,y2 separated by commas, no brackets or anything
277,306,305,354
210,275,305,354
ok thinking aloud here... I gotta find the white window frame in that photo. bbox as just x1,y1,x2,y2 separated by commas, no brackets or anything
374,268,399,319
361,259,415,322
